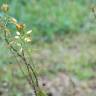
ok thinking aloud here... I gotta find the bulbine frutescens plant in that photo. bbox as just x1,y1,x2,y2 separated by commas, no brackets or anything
0,3,46,96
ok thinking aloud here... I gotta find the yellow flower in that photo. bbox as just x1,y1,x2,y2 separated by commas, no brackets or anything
1,4,9,13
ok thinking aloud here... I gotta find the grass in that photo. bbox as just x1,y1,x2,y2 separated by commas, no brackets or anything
0,1,96,95
0,0,90,40
1,32,96,79
0,32,96,95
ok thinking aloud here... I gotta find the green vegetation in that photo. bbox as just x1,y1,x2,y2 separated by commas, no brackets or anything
0,0,96,96
0,3,46,96
0,0,92,40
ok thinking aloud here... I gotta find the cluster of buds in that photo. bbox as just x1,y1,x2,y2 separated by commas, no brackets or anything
0,4,25,32
14,30,32,43
0,3,33,53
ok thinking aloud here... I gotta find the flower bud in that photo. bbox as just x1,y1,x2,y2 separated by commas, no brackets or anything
16,23,25,31
10,17,17,24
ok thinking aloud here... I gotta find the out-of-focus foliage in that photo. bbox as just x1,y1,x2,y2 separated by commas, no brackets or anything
0,0,96,67
0,0,95,72
0,1,96,95
0,0,93,40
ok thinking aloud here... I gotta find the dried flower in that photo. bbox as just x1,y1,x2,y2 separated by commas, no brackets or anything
1,4,9,13
16,23,25,31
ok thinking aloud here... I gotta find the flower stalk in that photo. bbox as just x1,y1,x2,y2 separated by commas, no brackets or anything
0,3,46,96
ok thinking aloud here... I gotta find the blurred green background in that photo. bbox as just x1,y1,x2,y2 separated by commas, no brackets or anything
0,0,96,96
0,0,94,40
